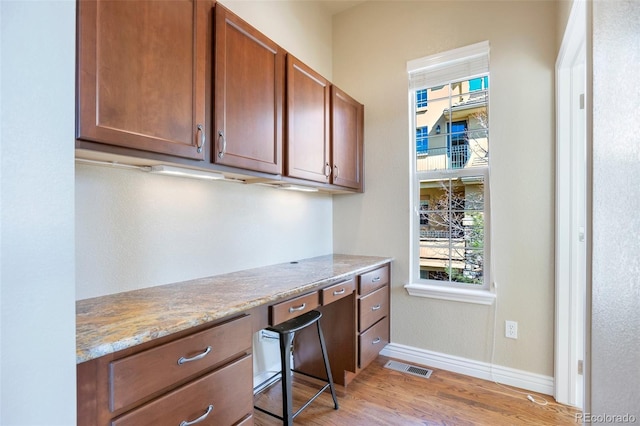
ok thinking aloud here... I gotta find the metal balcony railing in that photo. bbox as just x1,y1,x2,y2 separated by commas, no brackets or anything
417,143,469,169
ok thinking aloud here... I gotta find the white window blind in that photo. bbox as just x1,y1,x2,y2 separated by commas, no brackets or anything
407,41,490,90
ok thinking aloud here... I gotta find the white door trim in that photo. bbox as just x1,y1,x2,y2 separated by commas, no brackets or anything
555,0,587,408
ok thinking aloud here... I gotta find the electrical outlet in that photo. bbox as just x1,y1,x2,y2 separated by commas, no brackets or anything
505,320,518,339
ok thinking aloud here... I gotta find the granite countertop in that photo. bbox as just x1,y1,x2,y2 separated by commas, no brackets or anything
76,253,392,364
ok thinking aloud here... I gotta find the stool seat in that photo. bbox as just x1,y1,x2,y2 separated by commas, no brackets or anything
267,310,322,335
254,310,339,425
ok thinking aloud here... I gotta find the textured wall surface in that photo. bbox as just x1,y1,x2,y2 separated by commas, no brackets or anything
590,0,640,417
1,1,77,423
76,165,333,299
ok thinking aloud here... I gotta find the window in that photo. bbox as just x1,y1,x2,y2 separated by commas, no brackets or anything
406,41,493,304
416,89,428,108
416,126,429,154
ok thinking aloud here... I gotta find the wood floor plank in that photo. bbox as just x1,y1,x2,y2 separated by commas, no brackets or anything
253,356,580,425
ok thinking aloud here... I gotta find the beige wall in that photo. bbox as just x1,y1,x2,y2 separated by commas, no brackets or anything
557,0,574,51
76,1,336,299
332,1,558,376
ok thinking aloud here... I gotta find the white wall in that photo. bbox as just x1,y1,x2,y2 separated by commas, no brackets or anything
76,2,336,299
76,165,333,299
1,1,76,424
590,0,640,417
332,1,558,377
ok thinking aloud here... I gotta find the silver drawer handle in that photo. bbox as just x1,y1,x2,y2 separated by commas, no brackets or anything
180,404,213,426
217,130,226,158
371,304,382,311
288,303,306,313
372,337,381,344
372,276,381,282
333,288,346,296
177,346,211,365
196,124,204,153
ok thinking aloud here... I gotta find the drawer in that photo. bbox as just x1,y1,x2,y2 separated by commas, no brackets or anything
110,315,251,412
270,291,319,326
358,264,389,295
359,316,389,369
112,354,253,426
358,285,389,332
321,277,355,306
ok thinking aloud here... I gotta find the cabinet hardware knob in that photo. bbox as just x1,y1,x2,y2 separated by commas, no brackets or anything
217,130,226,158
177,346,212,365
372,276,381,282
333,288,346,296
196,124,204,153
324,162,331,178
372,304,381,311
288,303,306,313
179,404,213,426
372,337,381,344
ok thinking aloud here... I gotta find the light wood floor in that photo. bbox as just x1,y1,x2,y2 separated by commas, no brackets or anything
253,356,580,425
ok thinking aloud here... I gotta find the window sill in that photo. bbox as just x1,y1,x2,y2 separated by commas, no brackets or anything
404,283,496,305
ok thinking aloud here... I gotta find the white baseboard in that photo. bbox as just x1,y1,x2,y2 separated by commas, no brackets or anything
380,342,554,396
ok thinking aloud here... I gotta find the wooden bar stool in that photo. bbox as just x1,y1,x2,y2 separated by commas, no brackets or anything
254,310,339,425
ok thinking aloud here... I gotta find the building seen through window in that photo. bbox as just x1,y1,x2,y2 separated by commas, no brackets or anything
414,75,489,286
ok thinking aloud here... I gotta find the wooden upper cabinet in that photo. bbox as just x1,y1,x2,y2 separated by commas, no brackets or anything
76,0,210,160
286,55,331,183
214,5,284,175
331,86,364,191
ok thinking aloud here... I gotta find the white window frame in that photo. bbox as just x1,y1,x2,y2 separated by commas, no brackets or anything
405,42,495,305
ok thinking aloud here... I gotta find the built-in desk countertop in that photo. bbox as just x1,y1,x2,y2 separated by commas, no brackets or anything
76,254,392,364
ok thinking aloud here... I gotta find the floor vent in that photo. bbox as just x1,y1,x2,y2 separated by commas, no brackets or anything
384,360,433,379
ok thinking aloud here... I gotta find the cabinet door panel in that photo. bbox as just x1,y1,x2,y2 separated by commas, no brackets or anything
331,86,364,190
286,56,330,182
214,5,284,174
77,0,207,159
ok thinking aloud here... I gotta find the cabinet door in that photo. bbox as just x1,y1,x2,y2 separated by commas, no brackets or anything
331,86,364,191
76,0,208,160
286,55,331,183
214,5,284,174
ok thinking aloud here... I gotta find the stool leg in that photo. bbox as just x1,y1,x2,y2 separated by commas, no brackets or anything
279,331,295,426
316,321,339,409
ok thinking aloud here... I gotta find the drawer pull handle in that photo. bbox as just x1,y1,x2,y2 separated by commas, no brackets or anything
288,303,306,313
180,404,213,426
372,337,381,344
372,276,381,282
333,288,346,296
371,304,382,311
177,346,212,365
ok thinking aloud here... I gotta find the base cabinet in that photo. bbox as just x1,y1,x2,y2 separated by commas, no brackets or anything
357,264,390,370
292,263,390,386
77,315,253,426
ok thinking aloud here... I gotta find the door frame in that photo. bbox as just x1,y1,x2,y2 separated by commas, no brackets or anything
555,0,587,408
